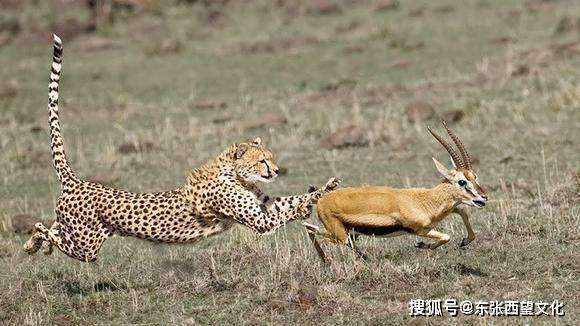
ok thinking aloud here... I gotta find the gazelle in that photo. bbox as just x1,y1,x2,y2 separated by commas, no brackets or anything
303,120,488,262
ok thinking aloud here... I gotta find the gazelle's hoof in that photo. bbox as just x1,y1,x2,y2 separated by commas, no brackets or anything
415,241,434,250
356,252,369,261
459,237,472,248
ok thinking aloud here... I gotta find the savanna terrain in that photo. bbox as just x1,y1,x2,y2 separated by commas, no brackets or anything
0,0,578,324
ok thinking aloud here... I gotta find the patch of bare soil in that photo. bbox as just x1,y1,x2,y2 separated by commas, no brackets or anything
320,79,357,92
408,7,424,17
513,41,580,67
0,18,20,48
490,36,518,44
86,173,119,187
145,38,183,57
432,4,454,14
389,59,412,69
307,0,341,15
510,64,530,77
191,98,228,110
554,16,580,35
441,109,465,123
0,0,21,8
117,141,155,154
373,0,399,13
76,36,123,52
356,41,573,94
304,79,357,103
334,20,361,34
239,36,320,54
406,101,464,124
12,214,53,234
240,112,287,131
52,17,93,42
211,113,233,124
324,124,368,149
525,0,556,14
0,80,19,100
406,101,434,123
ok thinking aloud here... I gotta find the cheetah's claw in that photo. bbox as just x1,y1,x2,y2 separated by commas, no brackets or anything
321,177,341,193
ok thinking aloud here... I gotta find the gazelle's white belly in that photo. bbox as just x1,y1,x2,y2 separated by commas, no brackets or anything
351,229,406,238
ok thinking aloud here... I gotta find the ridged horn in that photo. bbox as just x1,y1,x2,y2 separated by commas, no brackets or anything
427,125,464,169
441,119,471,170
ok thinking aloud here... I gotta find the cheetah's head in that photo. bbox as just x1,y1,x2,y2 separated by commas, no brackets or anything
233,137,280,184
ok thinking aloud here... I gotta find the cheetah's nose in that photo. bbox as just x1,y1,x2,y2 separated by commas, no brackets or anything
272,167,280,175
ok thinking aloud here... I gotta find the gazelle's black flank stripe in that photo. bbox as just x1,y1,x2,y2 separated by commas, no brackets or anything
48,34,79,186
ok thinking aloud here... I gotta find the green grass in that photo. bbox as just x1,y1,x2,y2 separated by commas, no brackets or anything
0,0,579,324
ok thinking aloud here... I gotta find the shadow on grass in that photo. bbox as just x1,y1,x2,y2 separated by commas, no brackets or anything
63,280,124,297
455,263,488,277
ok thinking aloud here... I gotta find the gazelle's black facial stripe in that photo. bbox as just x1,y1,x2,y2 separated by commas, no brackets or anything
457,172,478,197
465,184,477,197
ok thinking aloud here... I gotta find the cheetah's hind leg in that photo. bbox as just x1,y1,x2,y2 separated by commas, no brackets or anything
23,223,62,255
40,221,61,255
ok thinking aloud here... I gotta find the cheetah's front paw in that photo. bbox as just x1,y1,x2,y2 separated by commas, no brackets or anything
321,177,341,193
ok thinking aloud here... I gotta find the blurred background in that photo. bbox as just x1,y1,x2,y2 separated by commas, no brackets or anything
0,0,578,324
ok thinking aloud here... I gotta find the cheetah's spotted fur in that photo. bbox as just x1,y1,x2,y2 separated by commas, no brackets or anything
23,35,340,262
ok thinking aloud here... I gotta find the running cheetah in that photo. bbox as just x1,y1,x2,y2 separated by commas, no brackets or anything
23,35,340,262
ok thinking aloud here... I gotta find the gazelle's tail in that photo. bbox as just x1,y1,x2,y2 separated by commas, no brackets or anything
48,34,79,186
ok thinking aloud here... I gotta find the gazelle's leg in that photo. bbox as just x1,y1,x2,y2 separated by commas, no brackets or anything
346,232,368,260
415,229,450,250
317,207,348,244
304,204,347,263
303,222,329,264
454,208,475,247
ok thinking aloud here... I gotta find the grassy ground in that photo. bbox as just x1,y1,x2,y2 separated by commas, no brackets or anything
0,0,579,324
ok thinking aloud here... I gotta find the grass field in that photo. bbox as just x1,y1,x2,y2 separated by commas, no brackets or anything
0,0,579,324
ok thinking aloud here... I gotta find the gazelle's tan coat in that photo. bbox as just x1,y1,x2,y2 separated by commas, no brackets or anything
304,120,488,262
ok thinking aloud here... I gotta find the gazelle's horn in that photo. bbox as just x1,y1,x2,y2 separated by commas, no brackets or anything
427,125,464,169
441,119,472,169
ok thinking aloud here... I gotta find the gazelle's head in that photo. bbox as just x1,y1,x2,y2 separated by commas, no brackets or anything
428,120,488,208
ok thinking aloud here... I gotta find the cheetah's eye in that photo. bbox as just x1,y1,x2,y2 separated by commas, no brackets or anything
458,180,467,187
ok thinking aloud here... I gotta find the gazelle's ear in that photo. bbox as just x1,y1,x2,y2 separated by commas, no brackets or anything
432,157,451,178
449,155,458,169
252,137,262,145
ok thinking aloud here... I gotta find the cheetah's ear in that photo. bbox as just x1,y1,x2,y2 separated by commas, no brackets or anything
235,143,250,159
252,137,262,146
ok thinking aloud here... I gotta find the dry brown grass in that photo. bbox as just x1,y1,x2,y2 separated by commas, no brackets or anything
0,0,578,324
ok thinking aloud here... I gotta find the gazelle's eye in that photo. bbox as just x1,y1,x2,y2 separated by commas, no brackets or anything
458,180,467,187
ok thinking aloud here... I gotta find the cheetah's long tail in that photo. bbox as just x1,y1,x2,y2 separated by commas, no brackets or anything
48,34,79,186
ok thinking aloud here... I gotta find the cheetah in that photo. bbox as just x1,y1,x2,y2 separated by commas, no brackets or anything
23,35,340,262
